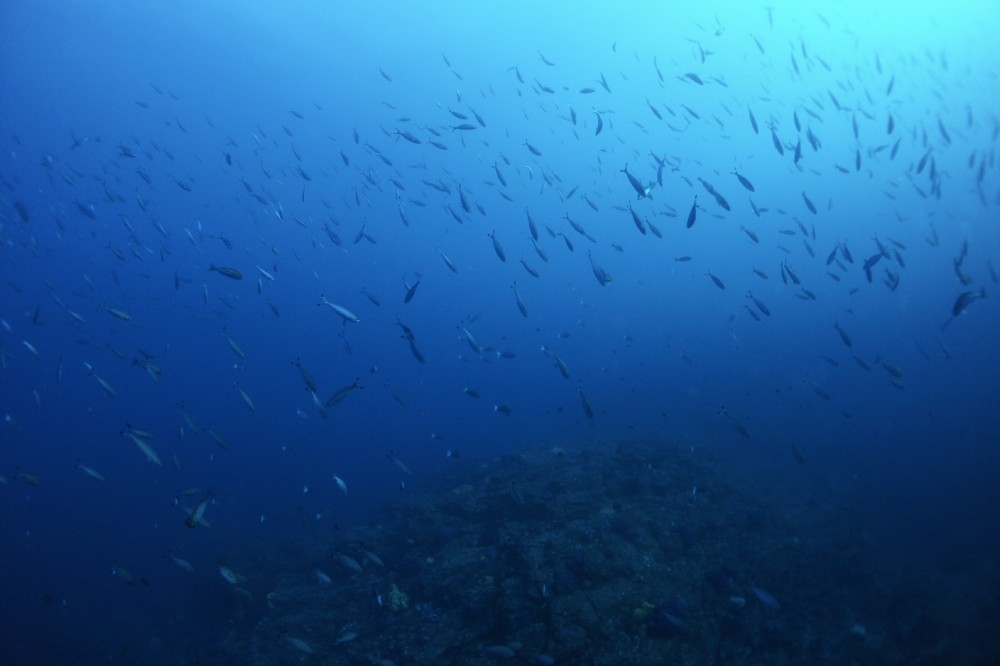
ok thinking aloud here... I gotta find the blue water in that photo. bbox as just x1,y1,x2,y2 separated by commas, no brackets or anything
2,1,999,663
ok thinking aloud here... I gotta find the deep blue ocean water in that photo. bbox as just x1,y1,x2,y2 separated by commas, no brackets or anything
1,1,999,663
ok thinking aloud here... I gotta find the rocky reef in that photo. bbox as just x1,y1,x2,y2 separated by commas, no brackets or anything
212,438,999,665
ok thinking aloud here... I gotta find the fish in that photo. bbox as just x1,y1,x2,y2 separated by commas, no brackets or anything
400,327,425,363
333,475,348,495
403,279,420,304
22,340,40,359
578,387,594,419
394,128,421,144
461,327,481,354
285,637,315,655
209,264,243,280
361,549,385,567
14,200,30,222
326,379,362,408
686,197,698,228
541,346,570,379
646,98,663,120
951,288,986,318
621,164,650,199
492,162,507,187
877,355,904,378
587,251,613,286
406,338,427,363
519,258,540,278
101,305,132,321
16,470,41,486
184,492,213,528
531,238,548,263
319,296,361,323
681,104,699,119
206,426,228,450
92,372,117,398
732,170,755,192
436,248,459,273
563,213,592,240
833,322,853,347
770,125,784,155
361,287,381,306
628,204,647,235
747,292,770,316
801,191,818,214
752,584,781,610
125,424,155,440
112,563,134,585
707,271,725,290
653,154,667,187
720,407,750,438
169,551,194,572
222,330,245,358
219,565,240,584
698,177,718,198
132,358,163,382
292,358,318,392
512,283,529,317
458,185,471,213
826,245,839,266
335,631,358,645
525,208,539,240
337,554,363,574
235,383,255,412
77,461,106,482
811,381,832,400
125,431,161,466
489,230,507,262
386,450,413,476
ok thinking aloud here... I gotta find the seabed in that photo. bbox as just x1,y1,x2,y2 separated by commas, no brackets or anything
185,439,998,665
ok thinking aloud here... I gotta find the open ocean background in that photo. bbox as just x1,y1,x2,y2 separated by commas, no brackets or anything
2,1,999,663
